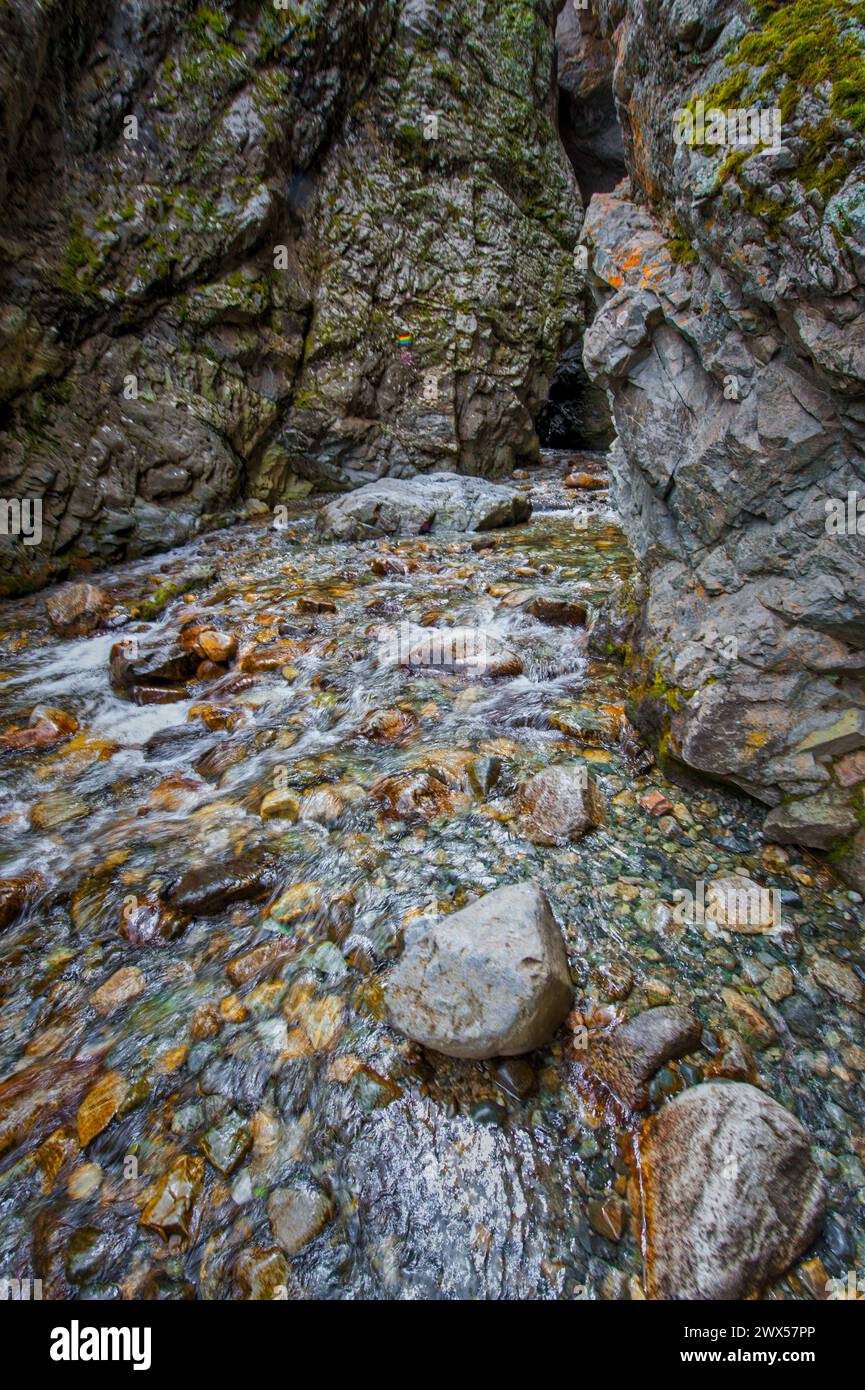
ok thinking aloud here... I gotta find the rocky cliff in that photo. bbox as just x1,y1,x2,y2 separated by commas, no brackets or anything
579,0,865,884
0,0,582,594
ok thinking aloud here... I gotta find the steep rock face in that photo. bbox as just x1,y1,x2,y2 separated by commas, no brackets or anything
0,0,582,594
581,0,865,878
556,0,625,202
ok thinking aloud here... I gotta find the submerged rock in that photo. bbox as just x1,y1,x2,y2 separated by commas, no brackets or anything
640,1082,824,1300
166,857,276,917
515,764,606,845
579,1005,702,1111
0,706,78,753
317,475,532,541
90,966,147,1016
385,882,572,1059
267,1184,334,1256
369,771,456,822
0,874,41,931
233,1247,292,1301
141,1155,205,1245
398,626,522,679
0,1056,103,1166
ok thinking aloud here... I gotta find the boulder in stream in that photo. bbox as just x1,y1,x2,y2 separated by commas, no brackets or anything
45,583,111,636
385,882,572,1059
640,1081,824,1300
316,474,532,541
515,764,606,845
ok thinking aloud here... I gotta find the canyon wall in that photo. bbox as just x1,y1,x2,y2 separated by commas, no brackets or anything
0,0,582,594
579,0,865,882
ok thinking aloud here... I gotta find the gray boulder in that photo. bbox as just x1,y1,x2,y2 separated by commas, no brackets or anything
385,883,572,1059
316,474,532,541
640,1081,824,1300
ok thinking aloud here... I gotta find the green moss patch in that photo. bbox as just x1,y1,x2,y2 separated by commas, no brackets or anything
699,0,865,204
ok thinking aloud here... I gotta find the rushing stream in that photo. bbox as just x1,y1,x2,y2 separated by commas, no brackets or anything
0,456,862,1300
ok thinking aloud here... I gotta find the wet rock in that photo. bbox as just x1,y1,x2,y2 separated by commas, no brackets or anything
120,893,185,946
639,790,673,818
780,993,821,1041
317,474,532,541
526,596,588,627
370,771,456,822
640,1082,824,1300
166,857,276,917
30,792,90,830
595,962,634,1001
0,874,40,931
190,1005,222,1042
370,554,416,577
109,636,199,694
705,875,780,933
45,583,110,636
76,1071,128,1147
398,627,522,679
200,1108,252,1175
359,707,418,743
564,471,606,490
704,1030,756,1084
0,1056,102,1165
763,965,794,1004
471,1099,506,1126
267,1184,334,1255
225,937,299,989
515,764,606,845
196,629,237,664
811,954,865,1012
837,827,865,895
467,755,502,796
233,1247,293,1301
588,1196,625,1243
491,1058,536,1101
296,595,337,615
0,705,78,753
580,1005,702,1112
138,566,218,622
140,1155,205,1245
763,792,860,851
385,882,572,1059
298,786,346,827
90,966,147,1016
64,1226,117,1284
720,988,776,1049
260,788,301,821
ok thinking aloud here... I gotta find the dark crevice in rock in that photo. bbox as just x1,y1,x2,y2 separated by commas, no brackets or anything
555,0,625,203
536,1,620,451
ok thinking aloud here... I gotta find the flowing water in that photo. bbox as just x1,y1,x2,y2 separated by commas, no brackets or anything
0,457,862,1299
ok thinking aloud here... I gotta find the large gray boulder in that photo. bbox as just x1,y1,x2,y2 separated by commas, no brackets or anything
316,474,532,542
384,883,572,1059
640,1082,825,1300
